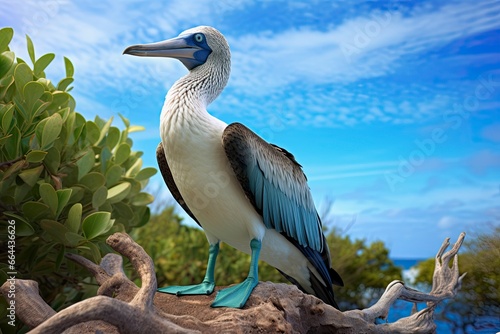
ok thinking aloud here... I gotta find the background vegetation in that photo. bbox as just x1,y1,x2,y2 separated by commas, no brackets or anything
0,27,156,333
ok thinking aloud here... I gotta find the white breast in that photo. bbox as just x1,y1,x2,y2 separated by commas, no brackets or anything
160,103,261,246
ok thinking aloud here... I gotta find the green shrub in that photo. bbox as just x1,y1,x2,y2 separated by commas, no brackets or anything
0,27,156,331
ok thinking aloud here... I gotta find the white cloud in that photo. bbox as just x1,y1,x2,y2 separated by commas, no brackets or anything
437,216,458,229
4,0,499,128
212,1,499,127
228,1,500,91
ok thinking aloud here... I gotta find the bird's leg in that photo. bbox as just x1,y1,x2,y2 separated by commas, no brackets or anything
157,242,219,296
211,239,261,308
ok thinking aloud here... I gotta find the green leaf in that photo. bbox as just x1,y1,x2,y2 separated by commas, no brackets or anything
56,188,72,217
14,63,33,96
24,81,45,115
125,157,142,177
105,164,123,187
39,183,58,216
4,212,35,236
82,212,112,240
128,125,145,133
36,77,51,89
94,115,105,128
34,53,55,76
33,98,51,118
100,146,112,174
43,146,60,175
64,56,74,77
58,106,71,122
26,150,48,163
135,167,157,181
4,126,20,160
114,142,131,165
40,219,68,244
130,192,154,206
35,118,47,145
65,232,85,247
135,206,150,228
99,201,113,214
85,121,100,144
16,219,35,236
19,165,43,186
26,34,35,64
14,183,31,205
57,77,73,91
66,203,82,233
0,51,15,78
76,148,95,180
0,27,14,53
119,113,130,127
3,212,28,224
22,201,49,222
92,185,108,209
79,241,101,263
41,113,62,148
51,91,69,108
113,201,134,218
106,126,120,149
96,117,113,145
1,103,14,132
125,178,140,197
72,113,86,141
80,172,105,191
68,94,76,109
2,159,25,180
107,182,131,203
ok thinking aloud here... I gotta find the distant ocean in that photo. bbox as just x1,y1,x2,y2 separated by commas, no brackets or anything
392,258,422,282
388,259,500,334
392,258,422,269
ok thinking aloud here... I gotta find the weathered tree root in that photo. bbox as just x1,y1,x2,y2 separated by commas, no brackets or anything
345,232,467,333
1,232,466,333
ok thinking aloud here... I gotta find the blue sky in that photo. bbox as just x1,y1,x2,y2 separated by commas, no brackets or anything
2,0,499,258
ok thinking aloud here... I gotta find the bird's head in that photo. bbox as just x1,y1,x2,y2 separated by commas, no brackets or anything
123,26,230,72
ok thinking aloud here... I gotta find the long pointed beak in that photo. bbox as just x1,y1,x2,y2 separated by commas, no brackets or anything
123,37,201,59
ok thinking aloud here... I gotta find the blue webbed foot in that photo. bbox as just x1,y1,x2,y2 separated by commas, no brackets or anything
211,238,261,308
211,277,258,308
158,242,219,296
158,281,215,296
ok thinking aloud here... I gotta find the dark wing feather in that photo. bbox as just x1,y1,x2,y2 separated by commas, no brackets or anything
222,123,322,251
222,123,343,308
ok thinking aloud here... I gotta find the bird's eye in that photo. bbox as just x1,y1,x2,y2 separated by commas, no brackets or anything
194,33,204,43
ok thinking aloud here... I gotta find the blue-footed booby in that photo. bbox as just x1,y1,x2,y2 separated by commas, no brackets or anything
124,26,343,309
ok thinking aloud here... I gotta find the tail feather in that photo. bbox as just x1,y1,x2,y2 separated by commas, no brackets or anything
308,269,339,309
278,233,343,309
330,267,344,287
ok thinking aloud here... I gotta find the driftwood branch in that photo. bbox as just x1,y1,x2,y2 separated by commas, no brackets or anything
1,232,466,333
